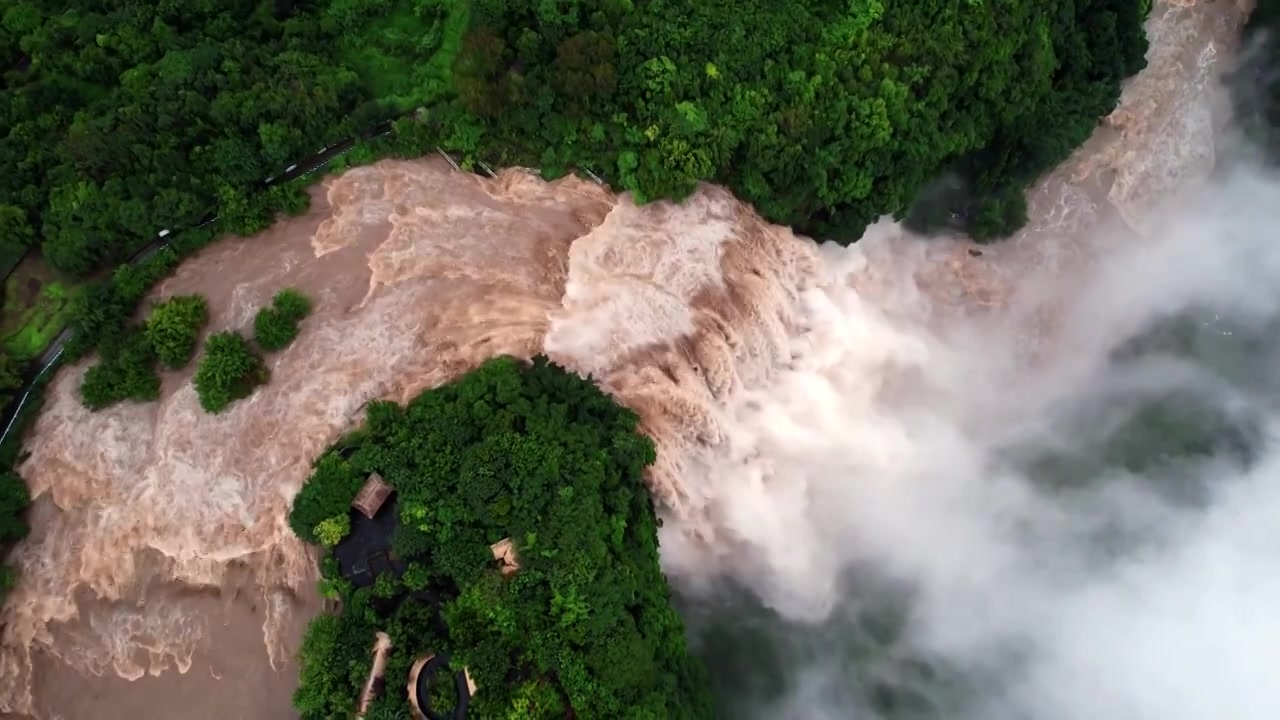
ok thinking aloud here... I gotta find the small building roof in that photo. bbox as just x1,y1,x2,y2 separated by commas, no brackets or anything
489,537,521,577
352,473,394,520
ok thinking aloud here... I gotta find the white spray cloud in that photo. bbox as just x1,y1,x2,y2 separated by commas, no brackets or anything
663,161,1280,719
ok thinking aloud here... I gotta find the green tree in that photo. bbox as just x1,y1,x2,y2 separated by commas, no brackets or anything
0,204,35,256
144,295,210,369
293,613,365,720
314,514,351,548
289,452,366,544
456,0,1149,240
0,350,23,408
0,472,31,545
79,329,161,411
254,288,312,352
193,331,268,413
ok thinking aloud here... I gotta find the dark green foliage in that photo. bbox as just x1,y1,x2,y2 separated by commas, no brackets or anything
144,295,210,369
454,0,1150,241
967,189,1030,244
77,294,210,410
192,331,268,413
0,472,31,546
0,472,31,603
0,204,35,257
0,564,15,601
291,356,711,719
0,350,23,409
289,452,366,545
293,612,374,720
79,328,161,410
253,288,312,352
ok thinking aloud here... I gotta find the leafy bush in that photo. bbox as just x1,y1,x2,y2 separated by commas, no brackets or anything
314,514,351,548
372,572,400,600
254,288,312,352
0,472,31,603
78,295,210,410
293,613,371,720
192,332,268,413
144,295,210,369
402,563,429,592
0,350,24,410
458,0,1149,241
79,329,161,410
0,473,31,546
291,356,712,719
289,453,367,545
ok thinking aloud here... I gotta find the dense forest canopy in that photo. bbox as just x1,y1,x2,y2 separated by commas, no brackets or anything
0,0,460,276
458,0,1150,240
289,356,711,719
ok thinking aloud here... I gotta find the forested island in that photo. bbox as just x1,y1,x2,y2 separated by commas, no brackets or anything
288,356,711,719
0,0,1171,713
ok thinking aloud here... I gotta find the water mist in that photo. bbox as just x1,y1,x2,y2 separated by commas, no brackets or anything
663,163,1280,720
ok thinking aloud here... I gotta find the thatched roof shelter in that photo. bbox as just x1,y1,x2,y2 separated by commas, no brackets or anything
489,537,520,576
352,473,394,519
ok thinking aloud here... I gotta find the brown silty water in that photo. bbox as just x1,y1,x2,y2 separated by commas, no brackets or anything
0,1,1247,717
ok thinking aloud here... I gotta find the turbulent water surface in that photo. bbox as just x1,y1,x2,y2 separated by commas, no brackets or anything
0,1,1260,718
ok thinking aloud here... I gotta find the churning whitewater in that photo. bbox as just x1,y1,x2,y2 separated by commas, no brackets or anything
671,165,1280,720
0,0,1265,718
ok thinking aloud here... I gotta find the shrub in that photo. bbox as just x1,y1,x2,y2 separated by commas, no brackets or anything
254,288,312,352
0,564,15,602
402,563,429,592
144,295,210,369
293,613,368,720
372,572,400,600
314,514,351,548
0,472,31,604
289,453,367,545
193,331,268,413
79,329,161,410
0,472,31,545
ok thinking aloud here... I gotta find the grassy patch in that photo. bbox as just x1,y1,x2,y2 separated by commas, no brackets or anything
1,256,84,362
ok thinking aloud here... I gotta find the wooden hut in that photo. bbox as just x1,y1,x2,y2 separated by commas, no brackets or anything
352,473,394,520
489,537,521,577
